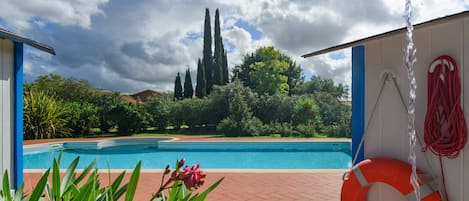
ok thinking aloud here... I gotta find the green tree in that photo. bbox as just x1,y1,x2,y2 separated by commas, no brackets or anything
144,94,173,130
176,99,207,130
203,8,213,94
88,92,122,133
285,61,304,95
216,79,265,136
253,93,295,124
29,74,94,102
292,96,321,126
292,75,348,99
183,69,194,99
108,103,148,134
222,47,229,84
233,46,302,95
213,9,223,86
195,58,206,98
62,101,99,136
174,72,183,100
232,53,255,87
250,59,289,95
205,78,259,127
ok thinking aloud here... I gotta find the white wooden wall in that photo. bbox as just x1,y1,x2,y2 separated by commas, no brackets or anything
363,17,469,200
0,38,14,185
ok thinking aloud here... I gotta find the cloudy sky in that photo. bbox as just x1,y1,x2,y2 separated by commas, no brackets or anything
1,0,468,93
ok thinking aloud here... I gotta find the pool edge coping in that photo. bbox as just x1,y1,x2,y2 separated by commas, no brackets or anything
24,169,348,174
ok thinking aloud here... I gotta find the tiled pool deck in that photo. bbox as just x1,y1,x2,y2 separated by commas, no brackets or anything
24,136,348,200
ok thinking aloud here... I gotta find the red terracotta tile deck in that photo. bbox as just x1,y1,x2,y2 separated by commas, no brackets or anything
23,136,347,200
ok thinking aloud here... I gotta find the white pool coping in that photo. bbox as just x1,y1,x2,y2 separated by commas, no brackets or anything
24,169,348,174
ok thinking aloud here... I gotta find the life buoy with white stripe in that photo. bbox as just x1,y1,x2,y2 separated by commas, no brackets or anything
341,158,442,201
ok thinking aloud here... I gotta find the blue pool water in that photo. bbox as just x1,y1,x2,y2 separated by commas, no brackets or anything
24,138,351,169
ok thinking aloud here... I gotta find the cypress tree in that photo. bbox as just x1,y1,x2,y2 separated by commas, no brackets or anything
183,69,194,99
174,72,183,100
195,58,206,98
213,8,223,86
222,43,229,84
202,8,213,94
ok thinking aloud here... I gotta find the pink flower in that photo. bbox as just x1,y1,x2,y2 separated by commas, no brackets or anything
181,163,206,190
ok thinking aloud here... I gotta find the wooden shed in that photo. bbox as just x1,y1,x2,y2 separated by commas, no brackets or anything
303,11,469,201
0,28,54,189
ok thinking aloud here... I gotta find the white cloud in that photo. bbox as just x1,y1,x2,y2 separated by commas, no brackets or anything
2,0,468,93
0,0,108,29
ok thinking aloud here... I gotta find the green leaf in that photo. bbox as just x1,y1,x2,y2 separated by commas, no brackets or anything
2,170,12,201
60,156,79,196
13,183,24,201
192,178,224,201
124,161,141,201
74,179,94,201
168,181,182,201
51,158,60,200
112,184,128,201
27,169,50,201
75,159,96,184
56,152,62,166
69,184,79,197
109,171,125,195
45,183,51,201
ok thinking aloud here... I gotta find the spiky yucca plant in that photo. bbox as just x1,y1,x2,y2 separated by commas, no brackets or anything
24,90,69,139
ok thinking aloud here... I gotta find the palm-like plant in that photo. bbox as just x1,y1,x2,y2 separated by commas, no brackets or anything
24,90,69,139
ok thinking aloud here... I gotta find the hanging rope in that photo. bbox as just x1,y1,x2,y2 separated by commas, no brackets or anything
424,55,468,201
424,55,467,158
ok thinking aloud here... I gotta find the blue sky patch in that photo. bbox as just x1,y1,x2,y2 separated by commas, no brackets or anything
185,32,202,41
235,19,262,40
329,51,346,60
224,39,236,53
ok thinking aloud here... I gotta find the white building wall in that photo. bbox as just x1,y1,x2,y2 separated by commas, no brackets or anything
0,38,14,184
363,17,469,200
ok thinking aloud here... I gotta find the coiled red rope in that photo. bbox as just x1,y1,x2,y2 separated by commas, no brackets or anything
424,55,467,158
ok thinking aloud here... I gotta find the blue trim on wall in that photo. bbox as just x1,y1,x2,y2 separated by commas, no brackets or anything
351,46,365,164
13,42,23,189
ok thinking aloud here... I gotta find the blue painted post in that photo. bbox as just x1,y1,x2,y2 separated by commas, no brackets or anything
13,42,23,188
351,46,365,164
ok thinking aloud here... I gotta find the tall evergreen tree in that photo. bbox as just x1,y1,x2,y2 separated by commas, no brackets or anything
173,72,183,100
183,69,194,99
195,58,206,98
202,8,213,94
213,8,223,86
222,43,229,84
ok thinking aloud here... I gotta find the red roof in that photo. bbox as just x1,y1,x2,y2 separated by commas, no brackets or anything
132,89,163,102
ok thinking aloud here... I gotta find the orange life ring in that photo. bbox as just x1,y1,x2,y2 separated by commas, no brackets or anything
341,158,442,201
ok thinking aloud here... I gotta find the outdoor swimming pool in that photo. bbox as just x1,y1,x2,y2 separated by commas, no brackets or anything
24,138,352,169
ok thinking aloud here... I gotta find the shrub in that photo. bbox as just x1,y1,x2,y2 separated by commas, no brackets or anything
217,117,266,137
253,93,294,124
295,123,316,137
111,104,148,135
270,122,297,137
240,117,267,136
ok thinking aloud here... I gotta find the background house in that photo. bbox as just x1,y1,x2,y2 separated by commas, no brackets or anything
132,89,163,103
